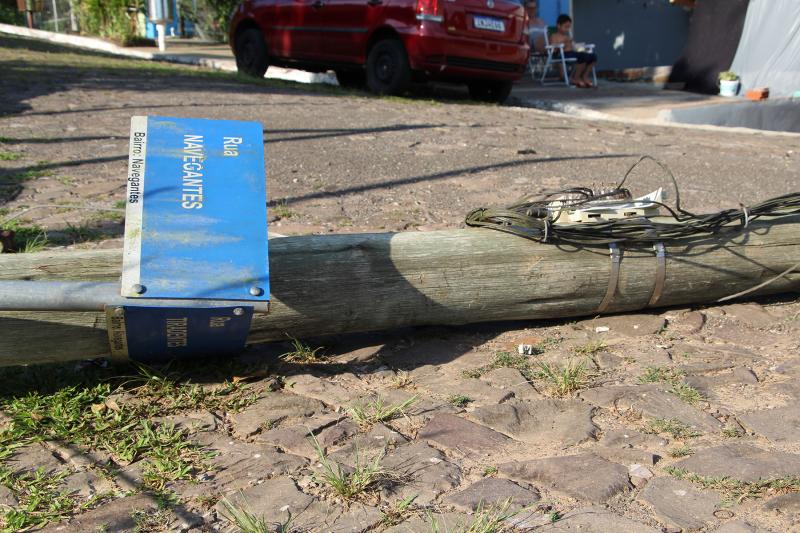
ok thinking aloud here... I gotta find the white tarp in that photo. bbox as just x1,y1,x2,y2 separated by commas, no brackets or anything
729,0,800,98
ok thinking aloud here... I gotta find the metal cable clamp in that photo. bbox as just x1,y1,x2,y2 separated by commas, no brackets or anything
648,242,667,307
597,242,622,314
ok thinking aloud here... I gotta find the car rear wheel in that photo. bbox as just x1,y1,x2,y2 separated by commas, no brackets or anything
335,69,366,90
235,28,269,78
467,80,513,103
366,39,411,96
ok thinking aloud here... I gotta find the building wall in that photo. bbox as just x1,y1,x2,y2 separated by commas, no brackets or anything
573,0,691,70
538,0,572,26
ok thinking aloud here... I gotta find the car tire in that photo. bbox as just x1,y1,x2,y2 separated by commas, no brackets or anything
335,69,366,90
235,28,269,78
366,39,411,96
467,80,513,103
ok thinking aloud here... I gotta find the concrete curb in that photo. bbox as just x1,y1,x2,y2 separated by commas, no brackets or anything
515,95,800,138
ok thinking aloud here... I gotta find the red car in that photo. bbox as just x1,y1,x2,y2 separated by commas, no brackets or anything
229,0,529,102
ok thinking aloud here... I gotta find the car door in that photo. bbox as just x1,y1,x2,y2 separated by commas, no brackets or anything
302,0,377,64
257,0,320,60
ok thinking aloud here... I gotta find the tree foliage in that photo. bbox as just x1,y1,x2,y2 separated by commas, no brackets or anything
184,0,238,42
77,0,142,45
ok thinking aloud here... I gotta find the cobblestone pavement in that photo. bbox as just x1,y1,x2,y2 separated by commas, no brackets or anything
1,36,800,532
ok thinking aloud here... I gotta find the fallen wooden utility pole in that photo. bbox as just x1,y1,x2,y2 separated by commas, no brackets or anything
1,221,799,367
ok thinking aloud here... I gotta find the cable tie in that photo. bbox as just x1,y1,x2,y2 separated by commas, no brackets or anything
740,203,750,229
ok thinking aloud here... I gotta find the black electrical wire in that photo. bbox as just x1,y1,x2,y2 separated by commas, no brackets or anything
465,156,800,245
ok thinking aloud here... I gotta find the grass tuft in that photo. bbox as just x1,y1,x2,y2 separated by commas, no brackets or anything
534,358,591,397
462,351,535,380
219,496,296,533
281,339,324,363
572,341,607,356
0,219,48,253
668,383,704,405
348,395,418,429
639,366,684,384
429,498,524,533
0,152,21,161
644,418,701,439
722,426,743,438
272,201,294,220
664,466,800,504
669,445,694,458
447,394,472,408
380,494,417,527
310,434,395,500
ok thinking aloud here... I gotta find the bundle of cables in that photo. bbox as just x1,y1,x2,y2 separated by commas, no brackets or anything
465,156,800,246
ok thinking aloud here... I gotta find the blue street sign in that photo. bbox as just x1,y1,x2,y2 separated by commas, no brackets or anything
122,116,269,302
107,305,254,363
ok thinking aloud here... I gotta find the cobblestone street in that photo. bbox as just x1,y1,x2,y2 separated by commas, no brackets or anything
1,35,800,532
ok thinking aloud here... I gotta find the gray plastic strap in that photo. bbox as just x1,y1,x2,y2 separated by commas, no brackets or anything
648,243,667,307
597,243,622,314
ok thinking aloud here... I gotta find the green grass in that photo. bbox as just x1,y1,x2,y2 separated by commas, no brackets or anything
59,221,102,244
280,338,324,363
572,341,607,356
483,466,498,476
0,366,258,484
722,426,743,438
534,358,591,397
272,201,294,220
638,366,703,404
669,445,694,458
0,151,21,161
0,467,79,532
348,395,418,429
0,35,349,97
0,167,50,182
462,339,562,381
219,496,291,533
668,383,704,405
380,495,418,528
644,418,701,439
462,351,536,380
664,467,800,505
0,366,262,528
428,499,523,533
447,394,472,408
639,366,684,384
0,218,49,253
310,434,395,500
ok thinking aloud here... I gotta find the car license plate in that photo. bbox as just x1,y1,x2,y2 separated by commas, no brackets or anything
473,16,505,32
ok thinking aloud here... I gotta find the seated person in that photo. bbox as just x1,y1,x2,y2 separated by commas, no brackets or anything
525,0,547,53
549,14,597,88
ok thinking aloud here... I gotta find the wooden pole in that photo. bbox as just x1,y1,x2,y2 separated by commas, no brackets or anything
1,221,799,366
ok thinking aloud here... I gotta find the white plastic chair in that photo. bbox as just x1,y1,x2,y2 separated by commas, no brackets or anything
529,28,597,87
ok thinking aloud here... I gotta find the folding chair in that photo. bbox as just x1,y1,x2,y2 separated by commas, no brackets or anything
528,28,596,87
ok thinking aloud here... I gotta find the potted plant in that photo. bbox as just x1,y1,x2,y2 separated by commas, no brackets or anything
719,71,740,97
